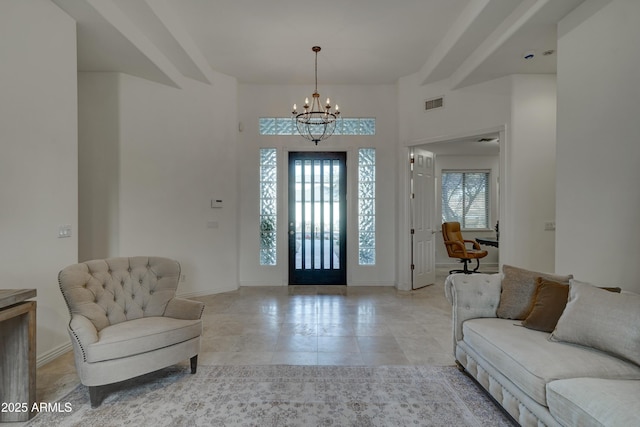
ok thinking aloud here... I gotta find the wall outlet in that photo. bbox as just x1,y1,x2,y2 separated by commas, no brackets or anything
58,224,72,238
180,274,186,282
544,221,556,231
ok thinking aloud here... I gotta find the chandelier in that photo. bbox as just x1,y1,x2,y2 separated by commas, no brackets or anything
291,46,340,145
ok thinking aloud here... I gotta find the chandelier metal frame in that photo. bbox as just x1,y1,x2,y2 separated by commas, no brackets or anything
292,46,340,145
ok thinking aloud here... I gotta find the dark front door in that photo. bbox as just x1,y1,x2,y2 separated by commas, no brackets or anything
288,152,346,285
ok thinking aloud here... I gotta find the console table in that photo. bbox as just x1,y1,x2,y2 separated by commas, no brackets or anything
0,289,37,422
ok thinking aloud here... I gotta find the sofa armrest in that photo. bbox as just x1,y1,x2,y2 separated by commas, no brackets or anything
164,298,205,320
445,273,502,353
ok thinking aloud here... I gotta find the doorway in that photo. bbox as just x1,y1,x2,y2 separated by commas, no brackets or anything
288,152,347,285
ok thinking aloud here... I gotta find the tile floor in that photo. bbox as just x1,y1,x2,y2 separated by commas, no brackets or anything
24,274,454,425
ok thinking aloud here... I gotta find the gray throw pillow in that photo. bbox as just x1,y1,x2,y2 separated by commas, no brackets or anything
496,265,573,320
551,280,640,366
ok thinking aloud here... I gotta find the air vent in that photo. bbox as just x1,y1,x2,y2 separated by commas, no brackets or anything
424,96,444,111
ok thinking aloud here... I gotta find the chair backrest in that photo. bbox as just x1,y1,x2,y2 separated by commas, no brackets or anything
58,256,181,332
442,222,465,257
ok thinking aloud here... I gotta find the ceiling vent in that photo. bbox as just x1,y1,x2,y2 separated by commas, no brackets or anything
424,96,444,111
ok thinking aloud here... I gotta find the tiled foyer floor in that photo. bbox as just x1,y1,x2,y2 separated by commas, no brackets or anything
31,274,454,418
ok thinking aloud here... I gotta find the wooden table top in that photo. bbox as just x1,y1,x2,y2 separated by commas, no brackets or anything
0,289,37,310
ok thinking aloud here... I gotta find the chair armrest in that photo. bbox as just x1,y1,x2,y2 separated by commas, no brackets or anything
69,314,99,346
444,240,468,255
463,239,481,250
164,298,205,320
445,273,501,353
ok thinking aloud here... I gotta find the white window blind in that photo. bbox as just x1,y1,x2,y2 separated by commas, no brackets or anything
441,171,489,229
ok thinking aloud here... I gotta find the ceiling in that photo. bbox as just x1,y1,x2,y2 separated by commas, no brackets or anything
51,0,586,88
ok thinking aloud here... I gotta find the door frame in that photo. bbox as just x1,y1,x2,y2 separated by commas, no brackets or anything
287,151,347,285
397,125,507,291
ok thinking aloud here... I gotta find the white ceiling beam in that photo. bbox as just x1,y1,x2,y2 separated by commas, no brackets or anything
449,0,551,90
144,0,216,85
86,0,183,88
418,0,492,86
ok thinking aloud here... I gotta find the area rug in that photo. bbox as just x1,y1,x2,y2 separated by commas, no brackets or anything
27,365,514,426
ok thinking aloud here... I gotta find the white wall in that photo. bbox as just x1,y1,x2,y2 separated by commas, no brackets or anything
78,73,120,260
237,84,398,286
506,75,557,272
434,155,500,268
397,73,558,284
78,72,239,296
398,74,512,144
0,0,78,363
556,0,640,292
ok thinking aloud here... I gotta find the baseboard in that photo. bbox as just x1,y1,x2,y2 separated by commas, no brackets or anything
37,341,72,368
238,281,286,287
177,287,236,299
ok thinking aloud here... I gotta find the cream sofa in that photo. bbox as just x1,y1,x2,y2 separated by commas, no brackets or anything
58,257,204,407
445,269,640,427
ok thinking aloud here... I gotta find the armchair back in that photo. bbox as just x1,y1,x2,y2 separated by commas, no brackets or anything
59,257,181,332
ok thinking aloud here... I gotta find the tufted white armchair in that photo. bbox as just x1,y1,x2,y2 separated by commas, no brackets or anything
58,257,204,407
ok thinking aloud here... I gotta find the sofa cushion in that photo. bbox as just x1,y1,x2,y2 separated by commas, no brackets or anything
462,318,640,406
85,316,202,363
551,280,640,366
496,265,572,320
547,378,640,427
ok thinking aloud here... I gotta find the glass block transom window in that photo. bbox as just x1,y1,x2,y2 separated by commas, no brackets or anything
259,118,375,136
259,148,277,265
358,148,376,265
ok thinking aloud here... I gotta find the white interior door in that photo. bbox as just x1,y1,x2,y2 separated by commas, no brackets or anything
410,147,436,289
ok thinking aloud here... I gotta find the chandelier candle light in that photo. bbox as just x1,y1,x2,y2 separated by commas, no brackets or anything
292,46,340,145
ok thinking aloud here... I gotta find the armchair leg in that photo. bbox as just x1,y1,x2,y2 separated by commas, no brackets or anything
89,386,105,408
190,355,198,374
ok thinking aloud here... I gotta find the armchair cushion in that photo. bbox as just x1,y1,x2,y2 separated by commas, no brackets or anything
84,316,202,363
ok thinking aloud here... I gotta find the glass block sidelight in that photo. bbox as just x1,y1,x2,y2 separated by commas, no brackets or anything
259,118,375,136
358,148,376,265
260,148,277,265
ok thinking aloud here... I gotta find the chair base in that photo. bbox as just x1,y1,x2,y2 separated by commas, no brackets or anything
449,258,482,275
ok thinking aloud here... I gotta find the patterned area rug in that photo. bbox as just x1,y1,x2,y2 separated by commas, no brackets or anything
27,365,513,426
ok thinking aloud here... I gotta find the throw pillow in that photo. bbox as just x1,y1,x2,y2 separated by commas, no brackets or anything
522,278,622,333
550,280,640,366
521,278,569,332
496,265,573,320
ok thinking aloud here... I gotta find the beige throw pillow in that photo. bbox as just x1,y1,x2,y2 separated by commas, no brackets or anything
522,278,622,333
551,280,640,366
496,265,573,320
